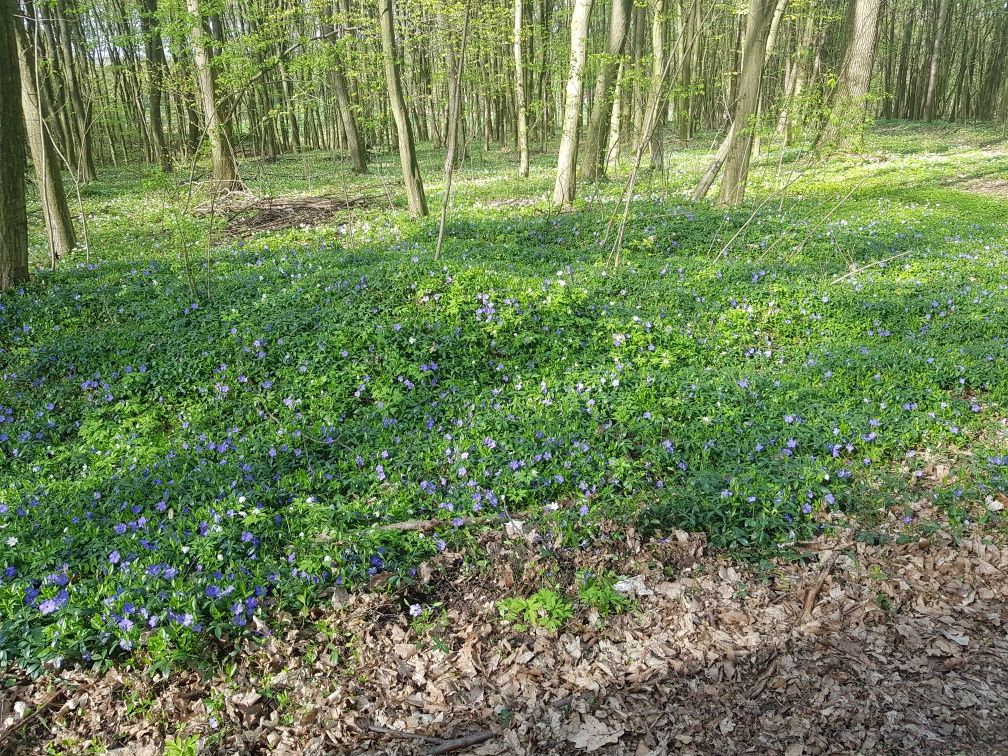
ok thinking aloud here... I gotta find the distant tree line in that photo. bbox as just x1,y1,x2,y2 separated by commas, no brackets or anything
3,0,1008,289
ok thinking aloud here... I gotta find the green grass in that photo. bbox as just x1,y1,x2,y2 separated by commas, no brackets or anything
2,122,1007,671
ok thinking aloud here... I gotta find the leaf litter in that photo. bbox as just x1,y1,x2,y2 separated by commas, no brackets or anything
2,516,1007,755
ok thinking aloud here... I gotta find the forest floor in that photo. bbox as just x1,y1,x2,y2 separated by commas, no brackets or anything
2,122,1008,753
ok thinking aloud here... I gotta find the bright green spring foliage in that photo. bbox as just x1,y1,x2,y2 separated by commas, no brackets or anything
1,123,1006,669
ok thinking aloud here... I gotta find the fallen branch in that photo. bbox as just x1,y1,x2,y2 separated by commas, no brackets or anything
429,731,495,754
367,723,494,754
367,723,442,744
799,552,839,624
0,688,64,747
195,192,386,236
830,249,912,285
369,514,500,533
318,514,502,542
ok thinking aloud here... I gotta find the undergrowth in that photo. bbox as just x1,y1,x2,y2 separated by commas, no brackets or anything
1,123,1006,670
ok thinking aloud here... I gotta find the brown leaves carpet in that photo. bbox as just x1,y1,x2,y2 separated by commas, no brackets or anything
3,524,1008,755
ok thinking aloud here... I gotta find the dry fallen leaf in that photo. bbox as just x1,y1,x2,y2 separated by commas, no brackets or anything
568,714,625,752
613,575,652,598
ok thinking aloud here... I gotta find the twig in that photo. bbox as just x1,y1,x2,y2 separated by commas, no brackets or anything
830,249,912,285
368,723,443,744
367,724,495,754
435,0,471,260
799,552,839,624
317,514,502,542
429,731,495,754
0,688,64,747
372,514,499,532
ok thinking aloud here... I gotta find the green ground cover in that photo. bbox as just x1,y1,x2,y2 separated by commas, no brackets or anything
1,122,1006,671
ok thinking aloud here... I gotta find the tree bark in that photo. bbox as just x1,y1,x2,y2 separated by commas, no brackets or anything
819,0,882,150
647,0,667,171
436,0,470,258
187,0,242,191
552,0,593,208
775,4,815,141
718,0,772,206
138,0,171,171
54,0,95,181
674,0,697,144
605,59,624,171
514,0,529,177
924,0,950,121
323,2,367,173
379,0,427,218
691,121,734,201
15,20,75,263
580,0,631,181
1,0,28,292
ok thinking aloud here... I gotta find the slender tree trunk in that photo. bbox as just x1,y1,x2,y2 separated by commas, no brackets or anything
443,16,465,169
924,0,950,121
187,0,242,190
951,24,972,122
691,121,734,201
718,0,772,206
751,0,788,154
436,0,470,258
139,0,171,171
531,0,548,147
631,6,645,147
15,21,75,262
379,0,427,218
1,0,28,292
54,0,95,181
514,0,529,177
647,0,666,170
675,0,697,144
605,59,624,171
552,0,593,208
892,7,913,118
324,1,367,172
776,6,815,141
580,0,631,181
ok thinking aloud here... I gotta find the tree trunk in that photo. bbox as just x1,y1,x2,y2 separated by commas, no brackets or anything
187,0,242,191
15,20,75,262
924,0,950,121
54,0,96,181
691,121,733,201
647,0,666,171
819,0,881,150
436,0,470,258
1,0,28,292
138,0,171,171
674,0,697,144
605,59,624,171
580,0,631,181
379,0,427,218
892,6,913,118
324,1,367,172
718,0,772,206
552,0,593,208
631,5,645,147
514,0,529,177
776,5,815,141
